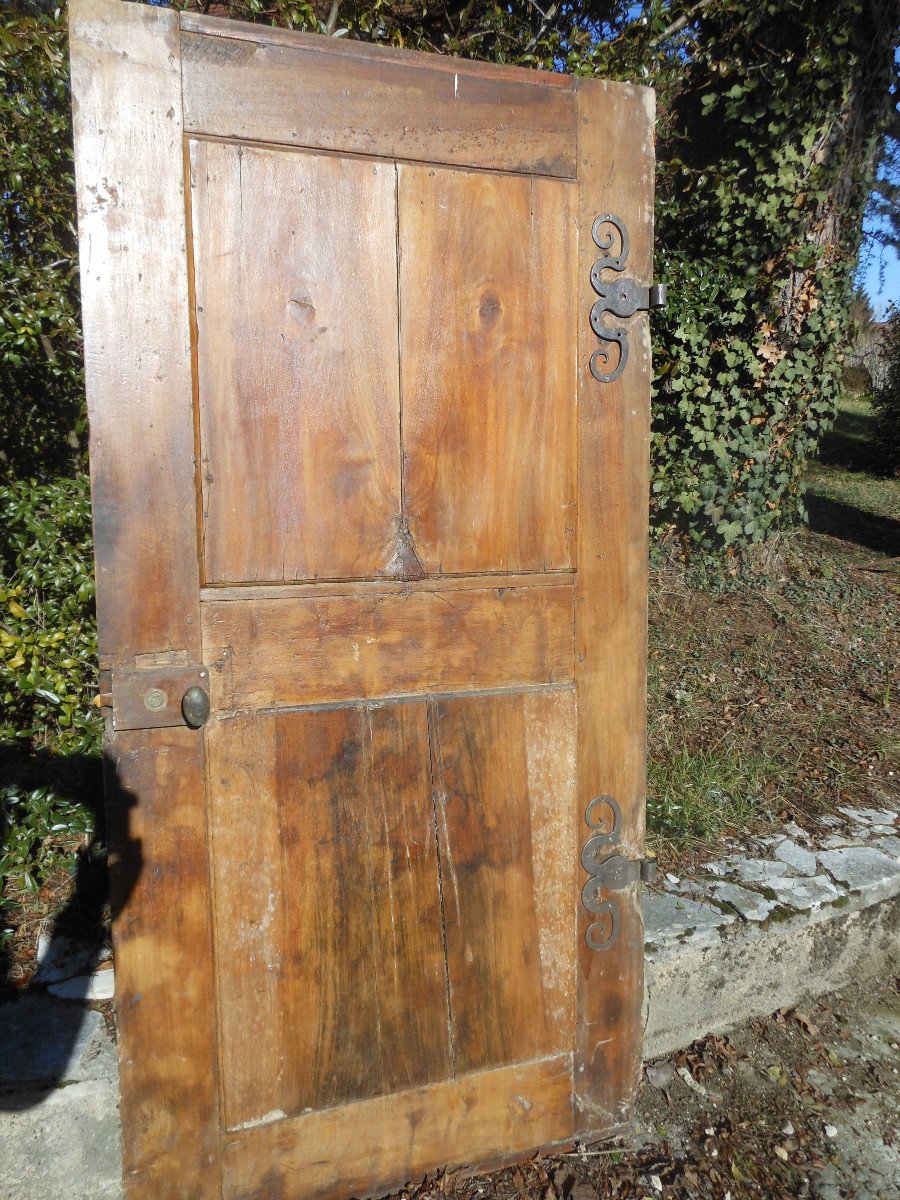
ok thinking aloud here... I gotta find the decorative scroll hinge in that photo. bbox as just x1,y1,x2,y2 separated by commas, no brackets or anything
589,213,667,384
580,794,656,951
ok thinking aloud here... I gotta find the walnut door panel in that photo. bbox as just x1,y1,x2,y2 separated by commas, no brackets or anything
207,686,577,1130
208,702,450,1128
399,166,578,575
192,143,579,588
190,141,402,585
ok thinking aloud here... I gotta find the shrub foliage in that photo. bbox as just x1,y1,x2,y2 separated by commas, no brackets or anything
0,3,84,478
0,475,100,895
872,306,900,474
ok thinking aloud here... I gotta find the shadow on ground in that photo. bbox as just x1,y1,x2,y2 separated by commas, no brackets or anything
0,750,139,1111
815,394,890,475
805,493,900,557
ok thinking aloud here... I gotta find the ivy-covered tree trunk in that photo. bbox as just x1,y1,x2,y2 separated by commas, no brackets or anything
649,0,900,552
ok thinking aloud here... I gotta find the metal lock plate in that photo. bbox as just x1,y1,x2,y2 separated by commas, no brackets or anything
111,664,210,731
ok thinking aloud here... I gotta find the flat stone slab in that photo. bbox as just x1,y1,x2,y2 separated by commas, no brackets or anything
0,999,102,1086
763,873,842,911
34,933,104,986
817,846,900,905
0,1077,122,1200
874,835,900,860
706,880,779,922
821,834,870,850
713,856,795,883
48,969,116,1002
838,806,898,828
771,836,818,876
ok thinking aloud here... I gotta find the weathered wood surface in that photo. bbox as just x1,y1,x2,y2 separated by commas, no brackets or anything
207,704,450,1127
221,1055,574,1200
432,689,576,1073
180,17,576,178
202,585,574,709
200,571,573,602
70,0,200,668
190,139,401,584
72,2,655,1194
209,691,575,1130
572,77,654,1134
399,165,578,575
104,726,220,1199
69,2,220,1197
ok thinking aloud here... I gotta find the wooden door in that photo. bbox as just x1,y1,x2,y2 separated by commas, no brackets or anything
70,2,656,1198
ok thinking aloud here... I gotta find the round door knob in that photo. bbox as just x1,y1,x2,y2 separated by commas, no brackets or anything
182,686,210,729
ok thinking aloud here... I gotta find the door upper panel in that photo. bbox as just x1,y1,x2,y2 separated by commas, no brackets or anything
191,140,578,586
399,166,578,575
190,141,402,585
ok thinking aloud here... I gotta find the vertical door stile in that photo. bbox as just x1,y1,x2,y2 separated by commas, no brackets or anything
425,695,459,1081
573,78,655,1135
68,1,222,1196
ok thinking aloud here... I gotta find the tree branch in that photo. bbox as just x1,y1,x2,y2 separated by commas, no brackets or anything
651,0,715,47
324,0,341,35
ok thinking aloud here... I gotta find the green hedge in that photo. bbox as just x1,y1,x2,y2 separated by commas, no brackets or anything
0,476,100,896
0,3,85,479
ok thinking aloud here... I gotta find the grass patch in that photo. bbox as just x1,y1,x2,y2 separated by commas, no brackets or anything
803,393,900,555
646,747,778,853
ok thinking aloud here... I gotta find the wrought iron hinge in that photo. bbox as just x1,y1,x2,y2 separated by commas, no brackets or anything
580,794,657,951
589,213,667,384
582,852,658,891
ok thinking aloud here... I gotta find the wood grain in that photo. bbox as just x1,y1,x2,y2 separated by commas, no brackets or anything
201,585,574,709
430,692,572,1073
190,139,401,584
523,689,578,1052
399,165,577,575
222,1055,574,1200
104,726,220,1200
200,571,574,603
208,704,449,1127
205,714,284,1129
73,1,656,1188
70,0,200,669
69,3,220,1197
180,11,573,90
180,22,576,179
572,77,654,1135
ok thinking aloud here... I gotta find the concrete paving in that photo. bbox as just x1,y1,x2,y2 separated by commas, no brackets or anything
0,999,120,1200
